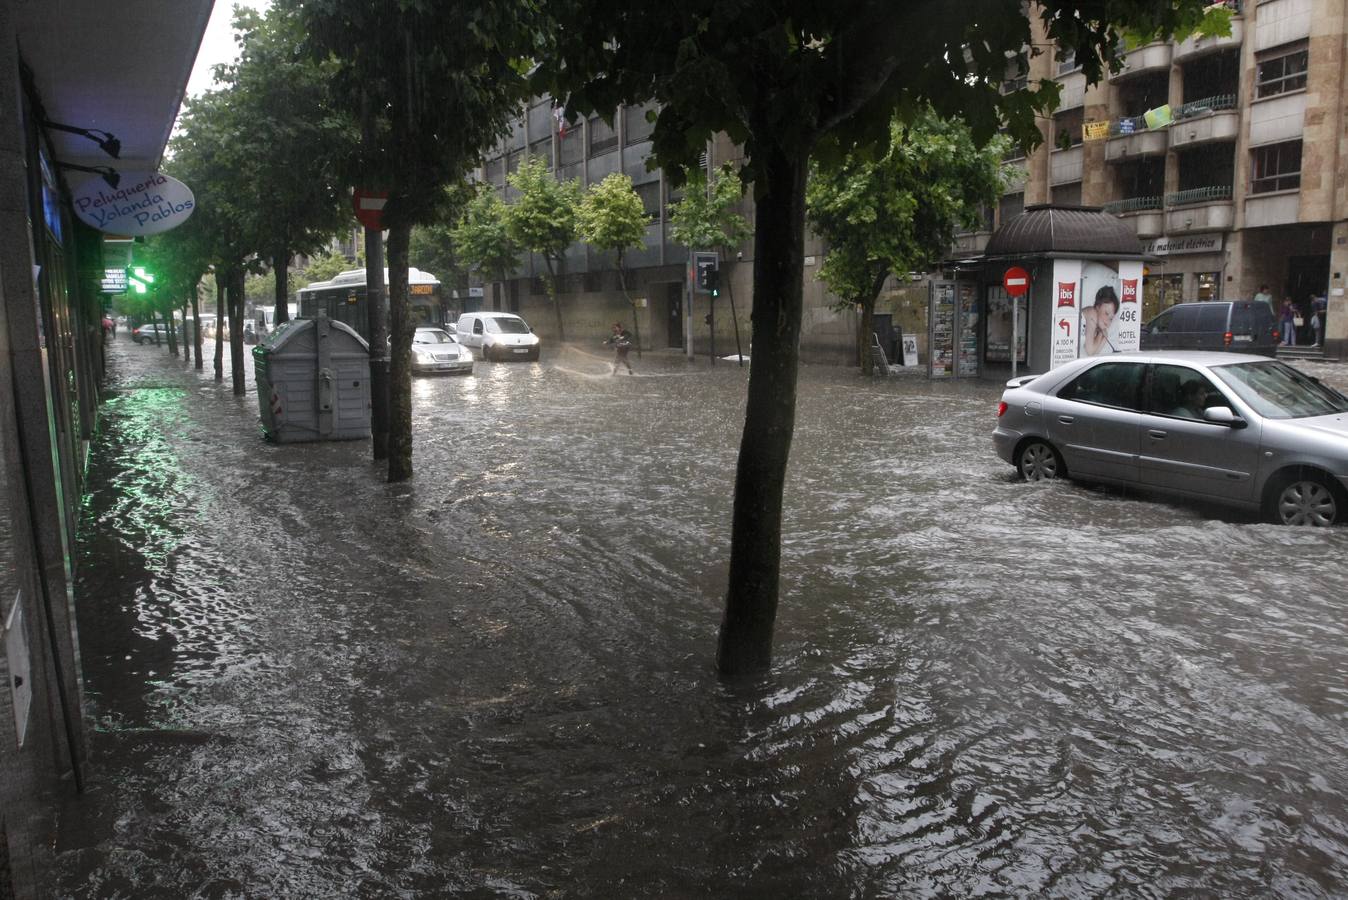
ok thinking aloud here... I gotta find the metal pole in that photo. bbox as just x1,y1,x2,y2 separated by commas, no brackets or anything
1012,286,1019,380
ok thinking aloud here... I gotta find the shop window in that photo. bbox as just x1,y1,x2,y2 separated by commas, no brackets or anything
1250,141,1301,194
1196,272,1219,300
985,286,1027,363
1256,44,1308,99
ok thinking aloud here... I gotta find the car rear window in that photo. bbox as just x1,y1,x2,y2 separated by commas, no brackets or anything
1230,302,1272,334
1058,361,1144,410
1196,305,1228,331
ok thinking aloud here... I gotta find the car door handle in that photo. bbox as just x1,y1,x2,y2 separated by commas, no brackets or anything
1148,429,1167,439
1058,415,1075,424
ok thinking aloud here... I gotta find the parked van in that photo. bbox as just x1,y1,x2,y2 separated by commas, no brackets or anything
1140,301,1278,354
455,312,541,361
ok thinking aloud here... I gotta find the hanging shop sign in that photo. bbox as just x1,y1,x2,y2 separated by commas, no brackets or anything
70,172,195,236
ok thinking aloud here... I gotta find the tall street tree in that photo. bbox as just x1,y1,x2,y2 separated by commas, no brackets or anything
537,0,1230,676
293,0,540,482
577,172,647,349
807,111,1007,374
453,186,520,292
226,5,352,328
505,156,581,343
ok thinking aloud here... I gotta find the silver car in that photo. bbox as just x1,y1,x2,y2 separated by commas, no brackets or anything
993,351,1348,525
403,327,474,375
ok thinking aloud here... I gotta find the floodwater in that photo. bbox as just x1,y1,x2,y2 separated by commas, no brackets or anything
57,338,1348,897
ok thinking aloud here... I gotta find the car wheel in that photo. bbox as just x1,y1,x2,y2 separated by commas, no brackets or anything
1270,474,1341,526
1016,439,1063,482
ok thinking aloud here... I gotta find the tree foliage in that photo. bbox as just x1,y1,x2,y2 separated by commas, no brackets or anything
453,187,520,284
807,111,1006,371
506,156,582,340
578,172,649,345
667,164,751,254
302,251,355,284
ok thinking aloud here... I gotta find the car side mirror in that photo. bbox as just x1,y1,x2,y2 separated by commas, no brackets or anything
1203,406,1246,428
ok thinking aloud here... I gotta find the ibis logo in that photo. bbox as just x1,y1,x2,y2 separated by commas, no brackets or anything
1057,282,1077,308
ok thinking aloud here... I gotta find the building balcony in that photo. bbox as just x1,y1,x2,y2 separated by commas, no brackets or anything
1105,118,1168,162
1165,185,1235,232
1102,196,1165,239
1108,41,1173,83
952,230,993,255
1049,144,1083,185
1174,12,1244,62
1169,94,1239,151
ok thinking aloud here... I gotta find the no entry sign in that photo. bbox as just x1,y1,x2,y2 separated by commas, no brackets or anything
352,189,388,230
1003,266,1030,297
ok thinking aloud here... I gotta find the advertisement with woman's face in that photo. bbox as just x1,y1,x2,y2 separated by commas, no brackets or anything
1079,261,1143,356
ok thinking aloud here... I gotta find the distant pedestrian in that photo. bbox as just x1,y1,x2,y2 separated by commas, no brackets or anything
1280,298,1297,346
605,322,633,374
1254,284,1274,315
1311,308,1323,347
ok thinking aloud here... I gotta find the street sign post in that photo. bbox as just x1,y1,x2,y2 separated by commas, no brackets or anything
1003,266,1030,378
352,189,388,230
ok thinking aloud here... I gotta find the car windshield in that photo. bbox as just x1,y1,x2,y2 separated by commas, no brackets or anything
412,330,455,345
485,317,529,334
1211,360,1348,419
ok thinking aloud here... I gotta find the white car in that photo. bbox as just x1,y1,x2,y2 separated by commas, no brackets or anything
400,327,474,375
455,312,541,362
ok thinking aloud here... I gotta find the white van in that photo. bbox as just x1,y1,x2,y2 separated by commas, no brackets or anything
455,312,541,361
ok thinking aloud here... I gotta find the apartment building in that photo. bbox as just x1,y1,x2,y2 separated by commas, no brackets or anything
956,0,1348,356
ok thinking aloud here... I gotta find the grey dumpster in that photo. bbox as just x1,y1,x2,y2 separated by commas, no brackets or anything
253,316,371,443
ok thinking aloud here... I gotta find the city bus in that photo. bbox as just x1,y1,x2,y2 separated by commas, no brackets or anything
295,267,448,342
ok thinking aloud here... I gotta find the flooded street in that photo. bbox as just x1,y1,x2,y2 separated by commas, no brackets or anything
57,339,1348,897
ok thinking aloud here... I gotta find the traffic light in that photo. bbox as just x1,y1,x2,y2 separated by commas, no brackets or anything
706,267,719,298
695,258,718,293
126,266,155,294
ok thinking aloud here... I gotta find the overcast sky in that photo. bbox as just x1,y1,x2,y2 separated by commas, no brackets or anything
184,0,271,98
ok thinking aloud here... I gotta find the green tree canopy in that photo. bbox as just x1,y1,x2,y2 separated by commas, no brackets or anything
578,171,649,346
453,187,520,285
807,111,1007,372
667,164,751,255
506,156,582,340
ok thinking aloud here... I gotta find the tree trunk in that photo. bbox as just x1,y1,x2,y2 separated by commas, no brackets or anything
229,268,246,396
273,249,290,325
164,306,179,356
181,303,191,365
192,287,203,371
716,142,808,678
725,255,745,367
617,252,641,358
542,255,566,343
367,227,390,461
857,270,889,376
151,308,163,346
386,222,414,483
214,270,225,382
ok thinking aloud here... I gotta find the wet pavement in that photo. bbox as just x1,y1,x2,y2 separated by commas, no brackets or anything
56,338,1348,897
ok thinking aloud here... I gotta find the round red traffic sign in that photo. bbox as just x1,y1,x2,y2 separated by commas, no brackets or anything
352,189,388,230
1003,266,1030,297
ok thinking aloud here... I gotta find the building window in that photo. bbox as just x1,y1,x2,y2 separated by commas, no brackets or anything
624,102,656,145
633,181,661,221
558,128,584,167
998,191,1024,226
528,137,553,170
1250,140,1301,194
485,155,505,185
507,148,524,174
1051,181,1082,206
1256,44,1308,99
1053,107,1083,149
1056,48,1078,75
588,116,618,156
